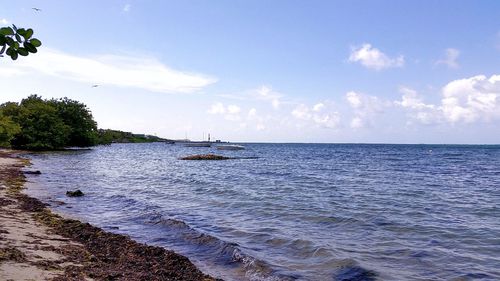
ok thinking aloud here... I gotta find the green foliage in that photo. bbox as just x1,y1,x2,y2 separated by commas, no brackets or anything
0,114,21,147
0,24,42,60
7,95,70,150
49,97,98,147
0,95,98,150
97,129,165,144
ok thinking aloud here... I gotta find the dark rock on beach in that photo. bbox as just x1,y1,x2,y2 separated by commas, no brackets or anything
66,190,84,197
180,154,231,160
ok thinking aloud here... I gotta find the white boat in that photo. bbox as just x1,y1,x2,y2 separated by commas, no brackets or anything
216,144,245,150
184,142,211,147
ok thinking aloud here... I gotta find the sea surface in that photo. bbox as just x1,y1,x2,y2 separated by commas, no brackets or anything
25,143,500,281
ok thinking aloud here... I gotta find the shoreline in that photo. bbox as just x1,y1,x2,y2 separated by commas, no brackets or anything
0,149,220,281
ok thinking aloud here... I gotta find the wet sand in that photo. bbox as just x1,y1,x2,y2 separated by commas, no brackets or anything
0,149,220,281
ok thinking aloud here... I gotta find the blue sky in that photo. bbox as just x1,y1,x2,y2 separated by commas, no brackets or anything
1,0,500,143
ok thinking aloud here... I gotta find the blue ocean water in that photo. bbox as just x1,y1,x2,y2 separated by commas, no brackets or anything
25,143,500,281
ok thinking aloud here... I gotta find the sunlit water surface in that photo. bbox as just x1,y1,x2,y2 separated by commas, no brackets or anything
25,143,500,280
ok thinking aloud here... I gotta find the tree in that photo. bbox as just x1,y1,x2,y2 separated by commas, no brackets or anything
0,114,21,147
0,95,100,150
7,95,70,150
0,24,42,60
49,97,98,147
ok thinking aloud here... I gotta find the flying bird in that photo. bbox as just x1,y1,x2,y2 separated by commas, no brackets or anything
32,8,42,12
91,85,99,88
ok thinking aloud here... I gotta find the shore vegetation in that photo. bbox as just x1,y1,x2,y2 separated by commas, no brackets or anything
0,95,98,150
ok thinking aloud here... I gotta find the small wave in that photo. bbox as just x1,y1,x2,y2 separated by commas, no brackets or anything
441,153,465,157
151,216,296,281
333,260,377,281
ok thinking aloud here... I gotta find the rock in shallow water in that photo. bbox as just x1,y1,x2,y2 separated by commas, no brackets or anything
66,189,84,197
180,154,231,160
24,170,41,175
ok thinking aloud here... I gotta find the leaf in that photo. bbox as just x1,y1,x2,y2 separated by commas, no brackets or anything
24,42,37,53
12,24,17,32
0,27,14,36
0,36,6,45
5,37,14,47
10,50,18,60
15,33,22,43
13,41,19,49
17,28,26,36
30,38,42,47
17,47,29,56
24,29,33,39
0,44,6,54
6,47,12,55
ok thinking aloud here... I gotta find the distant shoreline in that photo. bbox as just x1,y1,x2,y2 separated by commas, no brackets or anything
0,149,219,281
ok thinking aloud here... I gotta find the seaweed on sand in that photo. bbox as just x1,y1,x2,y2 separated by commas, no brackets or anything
1,150,220,281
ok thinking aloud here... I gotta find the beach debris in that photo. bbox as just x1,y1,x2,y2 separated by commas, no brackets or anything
0,246,27,262
66,189,84,197
1,150,219,281
180,154,231,160
24,170,42,175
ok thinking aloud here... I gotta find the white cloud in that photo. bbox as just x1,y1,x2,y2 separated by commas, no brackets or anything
313,103,325,112
396,75,500,124
0,48,216,93
291,103,340,129
0,67,26,77
435,48,460,69
292,104,311,120
441,75,500,123
227,105,241,114
216,85,286,110
254,85,283,109
123,4,131,12
313,113,340,129
396,87,435,110
248,108,257,118
350,117,364,129
346,91,363,108
345,91,385,128
349,43,404,70
207,103,241,121
256,123,266,131
395,87,439,124
1,18,8,25
224,114,241,121
207,102,225,114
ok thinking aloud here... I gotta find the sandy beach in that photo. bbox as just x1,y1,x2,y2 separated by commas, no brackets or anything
0,149,219,281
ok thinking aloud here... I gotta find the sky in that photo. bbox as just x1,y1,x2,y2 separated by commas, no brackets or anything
1,0,500,144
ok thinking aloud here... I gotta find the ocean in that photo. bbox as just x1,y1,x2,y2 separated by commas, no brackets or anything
25,143,500,280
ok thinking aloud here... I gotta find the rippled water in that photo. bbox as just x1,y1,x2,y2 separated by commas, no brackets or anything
25,143,500,280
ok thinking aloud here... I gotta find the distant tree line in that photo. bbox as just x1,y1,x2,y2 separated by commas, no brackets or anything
0,95,98,150
0,95,167,150
97,129,166,144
